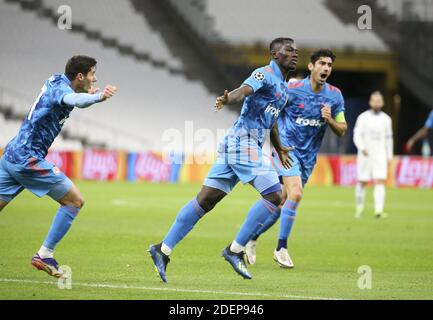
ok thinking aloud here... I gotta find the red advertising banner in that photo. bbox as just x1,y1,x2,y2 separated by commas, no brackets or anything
81,149,119,181
13,146,432,189
395,156,433,188
129,152,171,182
45,151,73,177
328,155,357,186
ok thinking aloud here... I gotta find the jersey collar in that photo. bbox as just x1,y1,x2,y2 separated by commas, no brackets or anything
61,74,72,87
270,60,284,81
305,76,327,94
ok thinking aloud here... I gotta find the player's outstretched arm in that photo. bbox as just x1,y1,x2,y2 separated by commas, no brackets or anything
99,85,117,101
271,123,294,169
214,85,253,112
406,126,429,152
63,85,117,108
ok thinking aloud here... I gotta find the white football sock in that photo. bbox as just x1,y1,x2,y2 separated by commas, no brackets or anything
38,246,54,259
355,183,366,213
230,240,244,254
374,184,386,214
161,242,172,256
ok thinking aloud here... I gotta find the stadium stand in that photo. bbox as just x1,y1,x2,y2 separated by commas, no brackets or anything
204,0,388,51
0,0,237,152
377,0,433,21
168,0,220,42
42,0,184,70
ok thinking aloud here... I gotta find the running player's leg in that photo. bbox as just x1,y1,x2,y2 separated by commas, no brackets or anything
265,175,302,268
0,156,24,212
250,184,286,241
149,162,236,282
355,181,368,217
227,164,282,257
36,181,83,260
7,157,79,277
355,154,370,217
222,174,281,279
160,185,227,256
277,175,302,249
373,179,387,218
372,157,388,218
245,186,285,265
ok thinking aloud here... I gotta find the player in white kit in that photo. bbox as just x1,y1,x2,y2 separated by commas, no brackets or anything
353,91,393,218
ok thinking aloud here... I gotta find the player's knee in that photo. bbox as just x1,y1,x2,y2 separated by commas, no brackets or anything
67,196,84,209
77,197,85,209
196,187,226,213
279,191,288,206
288,188,303,203
197,196,217,213
263,191,282,207
0,201,8,212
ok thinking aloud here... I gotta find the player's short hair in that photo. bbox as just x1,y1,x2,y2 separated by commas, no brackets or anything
370,90,384,99
310,49,336,65
269,37,294,52
65,55,97,81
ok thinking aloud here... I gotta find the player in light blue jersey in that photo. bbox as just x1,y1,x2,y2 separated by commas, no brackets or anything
245,49,348,268
0,56,116,278
149,38,298,282
406,110,433,154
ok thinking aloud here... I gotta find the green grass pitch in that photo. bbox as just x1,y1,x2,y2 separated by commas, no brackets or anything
0,181,432,300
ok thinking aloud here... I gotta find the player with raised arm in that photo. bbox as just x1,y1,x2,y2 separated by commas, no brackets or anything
245,49,347,268
149,38,298,282
0,55,117,278
353,91,393,219
406,109,433,154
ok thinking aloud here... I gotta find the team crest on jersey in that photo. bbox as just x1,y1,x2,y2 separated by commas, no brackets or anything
254,72,265,82
52,166,61,175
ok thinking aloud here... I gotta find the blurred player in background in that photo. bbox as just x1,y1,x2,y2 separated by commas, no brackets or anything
0,55,117,277
406,109,433,153
245,49,347,268
149,38,298,282
353,91,393,219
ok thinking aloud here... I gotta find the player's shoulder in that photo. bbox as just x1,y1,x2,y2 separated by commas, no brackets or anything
48,74,73,91
357,110,371,120
287,78,305,90
250,65,276,83
46,74,63,85
381,111,392,121
325,83,343,99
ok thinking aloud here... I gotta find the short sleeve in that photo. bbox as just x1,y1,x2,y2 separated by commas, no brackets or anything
243,68,268,93
425,110,433,129
332,92,345,118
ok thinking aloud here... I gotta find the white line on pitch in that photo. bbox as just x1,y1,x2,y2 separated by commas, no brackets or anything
0,278,342,300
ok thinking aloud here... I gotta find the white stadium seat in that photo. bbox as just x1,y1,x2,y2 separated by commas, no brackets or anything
0,1,237,152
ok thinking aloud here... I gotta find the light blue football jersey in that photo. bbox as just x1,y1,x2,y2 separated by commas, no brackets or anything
223,59,291,149
278,77,345,170
4,74,74,164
